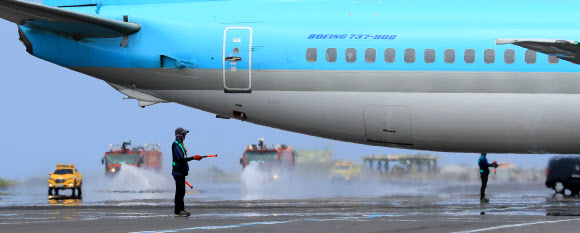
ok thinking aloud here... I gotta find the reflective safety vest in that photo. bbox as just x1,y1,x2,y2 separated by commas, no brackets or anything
478,156,489,174
172,140,187,167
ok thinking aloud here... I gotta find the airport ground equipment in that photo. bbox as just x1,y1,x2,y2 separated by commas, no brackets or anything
240,139,295,180
362,154,439,177
545,156,580,195
330,161,362,182
294,149,333,164
48,164,82,197
101,141,162,175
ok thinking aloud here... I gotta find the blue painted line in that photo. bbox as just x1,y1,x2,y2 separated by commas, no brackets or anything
134,220,302,233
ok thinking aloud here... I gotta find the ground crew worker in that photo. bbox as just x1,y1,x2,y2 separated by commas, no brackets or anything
172,127,203,217
478,153,498,203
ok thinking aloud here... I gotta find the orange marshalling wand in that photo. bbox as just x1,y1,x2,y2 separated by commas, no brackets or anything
494,163,508,174
183,155,217,189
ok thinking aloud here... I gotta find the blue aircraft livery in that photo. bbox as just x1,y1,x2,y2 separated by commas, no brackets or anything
2,0,580,155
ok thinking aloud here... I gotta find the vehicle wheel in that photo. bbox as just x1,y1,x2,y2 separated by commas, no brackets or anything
72,187,76,197
48,188,53,196
78,185,82,195
554,181,565,194
54,189,59,196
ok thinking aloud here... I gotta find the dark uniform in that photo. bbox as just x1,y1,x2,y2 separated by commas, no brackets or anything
478,153,497,202
172,127,202,217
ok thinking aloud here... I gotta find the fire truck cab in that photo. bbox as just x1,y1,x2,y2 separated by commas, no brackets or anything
101,141,162,175
240,139,295,179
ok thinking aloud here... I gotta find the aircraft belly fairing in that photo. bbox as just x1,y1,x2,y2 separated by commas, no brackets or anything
70,67,580,94
67,66,580,154
107,82,168,108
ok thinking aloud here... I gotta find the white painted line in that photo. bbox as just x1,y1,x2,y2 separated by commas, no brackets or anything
132,214,397,233
451,218,580,233
0,219,74,225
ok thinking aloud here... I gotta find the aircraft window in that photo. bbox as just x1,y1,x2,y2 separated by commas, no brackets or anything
548,55,559,64
306,48,317,62
384,48,396,63
444,49,455,63
504,49,515,64
484,49,495,64
424,49,435,63
404,49,415,63
326,48,337,62
346,48,357,63
365,48,376,63
525,50,536,64
464,49,475,63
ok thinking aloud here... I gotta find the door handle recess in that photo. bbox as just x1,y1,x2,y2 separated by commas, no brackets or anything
225,56,242,62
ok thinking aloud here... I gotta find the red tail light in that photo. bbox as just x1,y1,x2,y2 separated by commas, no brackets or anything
545,168,550,176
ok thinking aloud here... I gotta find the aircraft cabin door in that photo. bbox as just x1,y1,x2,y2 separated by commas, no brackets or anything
223,27,252,93
364,105,414,145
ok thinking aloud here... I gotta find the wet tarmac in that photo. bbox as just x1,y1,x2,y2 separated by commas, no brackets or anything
2,181,580,233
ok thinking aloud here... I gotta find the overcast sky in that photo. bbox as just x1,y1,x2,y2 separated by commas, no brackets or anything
0,0,554,180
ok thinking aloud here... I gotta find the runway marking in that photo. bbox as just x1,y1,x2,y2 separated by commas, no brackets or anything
451,218,580,233
133,214,396,232
0,219,75,225
132,220,301,233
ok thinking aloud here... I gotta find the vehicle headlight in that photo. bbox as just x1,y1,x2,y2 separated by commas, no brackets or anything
68,183,74,187
273,174,278,179
49,183,53,187
110,168,116,172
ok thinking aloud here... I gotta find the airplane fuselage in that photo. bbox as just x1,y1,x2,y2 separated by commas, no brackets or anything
13,0,580,153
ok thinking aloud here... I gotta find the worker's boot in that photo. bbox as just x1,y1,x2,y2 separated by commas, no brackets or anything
480,197,489,203
174,210,191,217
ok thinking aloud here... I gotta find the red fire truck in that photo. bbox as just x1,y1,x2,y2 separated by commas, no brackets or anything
101,141,163,175
240,139,295,179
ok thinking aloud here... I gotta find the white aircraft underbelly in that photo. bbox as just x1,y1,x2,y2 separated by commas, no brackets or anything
68,67,580,154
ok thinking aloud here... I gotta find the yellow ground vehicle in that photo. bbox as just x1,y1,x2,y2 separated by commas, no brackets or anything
330,161,362,182
48,164,82,197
